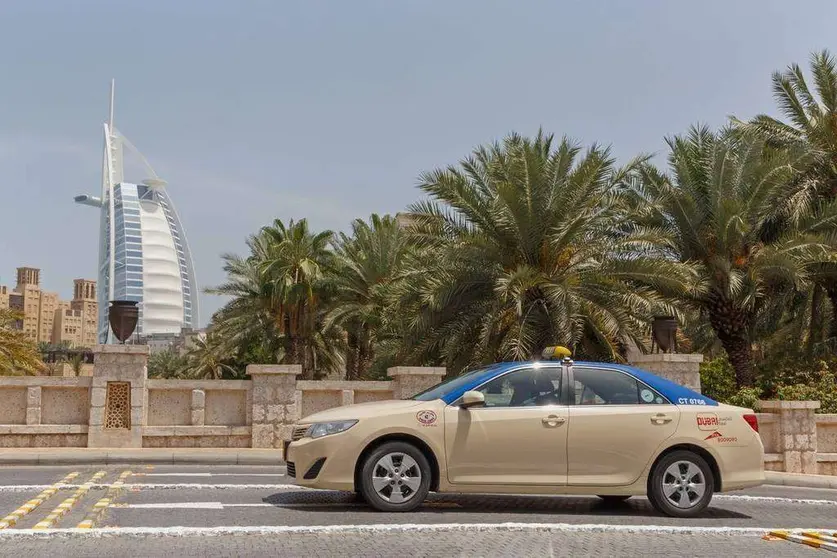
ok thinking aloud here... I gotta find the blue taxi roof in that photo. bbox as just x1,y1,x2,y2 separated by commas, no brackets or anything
429,360,717,406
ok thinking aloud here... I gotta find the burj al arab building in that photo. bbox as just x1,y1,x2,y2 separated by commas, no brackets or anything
75,81,199,343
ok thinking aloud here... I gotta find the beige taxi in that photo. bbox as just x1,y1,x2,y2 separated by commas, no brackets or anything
285,355,764,517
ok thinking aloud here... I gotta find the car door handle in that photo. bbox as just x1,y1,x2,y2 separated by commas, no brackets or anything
650,413,673,425
542,415,566,427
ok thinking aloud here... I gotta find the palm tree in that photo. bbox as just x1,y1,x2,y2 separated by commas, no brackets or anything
733,50,837,338
392,131,692,376
147,349,190,379
327,214,409,379
182,335,238,380
632,126,837,386
69,353,85,376
0,309,42,375
209,218,344,379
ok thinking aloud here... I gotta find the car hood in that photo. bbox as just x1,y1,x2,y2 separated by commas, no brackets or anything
298,399,427,423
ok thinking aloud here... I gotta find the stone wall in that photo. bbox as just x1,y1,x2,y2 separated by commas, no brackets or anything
628,353,703,393
143,379,252,448
0,377,91,447
815,415,837,475
296,381,394,418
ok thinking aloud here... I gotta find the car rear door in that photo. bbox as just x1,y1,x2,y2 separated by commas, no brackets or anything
566,365,679,486
444,365,569,486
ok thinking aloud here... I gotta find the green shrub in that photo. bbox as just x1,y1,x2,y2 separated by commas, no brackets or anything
699,352,837,412
726,387,762,411
774,376,837,414
699,355,738,403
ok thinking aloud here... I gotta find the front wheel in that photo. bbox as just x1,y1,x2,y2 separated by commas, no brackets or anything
648,450,714,517
359,442,431,512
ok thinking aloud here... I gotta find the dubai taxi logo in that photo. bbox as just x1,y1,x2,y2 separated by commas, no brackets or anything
704,431,722,440
697,414,719,429
417,410,437,426
696,413,732,431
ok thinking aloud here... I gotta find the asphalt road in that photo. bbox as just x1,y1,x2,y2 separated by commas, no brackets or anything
0,464,833,557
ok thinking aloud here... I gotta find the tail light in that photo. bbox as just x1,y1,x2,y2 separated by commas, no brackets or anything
743,414,759,433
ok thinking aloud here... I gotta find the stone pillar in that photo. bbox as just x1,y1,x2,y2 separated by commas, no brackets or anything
26,386,41,425
247,364,300,449
387,367,446,399
87,345,148,448
191,389,205,426
628,353,703,393
759,400,820,474
341,389,354,407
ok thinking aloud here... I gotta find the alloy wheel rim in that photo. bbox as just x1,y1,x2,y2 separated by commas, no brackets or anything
662,460,706,509
371,452,422,503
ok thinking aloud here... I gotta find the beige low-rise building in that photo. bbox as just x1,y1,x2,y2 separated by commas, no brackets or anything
0,267,98,348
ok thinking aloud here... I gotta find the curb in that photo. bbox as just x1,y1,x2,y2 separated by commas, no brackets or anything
0,449,284,466
765,471,837,490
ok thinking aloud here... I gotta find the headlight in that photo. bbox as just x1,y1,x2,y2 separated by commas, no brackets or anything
305,420,358,439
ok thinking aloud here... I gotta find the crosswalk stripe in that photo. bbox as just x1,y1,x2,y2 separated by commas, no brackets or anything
33,471,106,530
0,471,79,529
76,470,133,529
770,530,837,552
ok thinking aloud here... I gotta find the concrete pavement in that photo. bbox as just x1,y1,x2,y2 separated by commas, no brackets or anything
0,464,833,556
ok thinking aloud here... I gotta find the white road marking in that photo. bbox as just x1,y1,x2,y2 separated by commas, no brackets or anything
715,494,837,506
119,502,362,509
124,502,225,509
0,484,306,492
141,473,284,478
119,483,305,490
0,523,833,538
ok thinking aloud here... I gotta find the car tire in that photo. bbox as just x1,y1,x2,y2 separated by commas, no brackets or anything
596,495,631,504
648,450,714,518
359,441,431,512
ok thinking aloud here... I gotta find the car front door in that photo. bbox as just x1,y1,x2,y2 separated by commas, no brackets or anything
566,365,679,486
444,365,569,485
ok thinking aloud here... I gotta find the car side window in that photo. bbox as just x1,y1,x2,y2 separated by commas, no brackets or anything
573,367,667,405
476,367,562,407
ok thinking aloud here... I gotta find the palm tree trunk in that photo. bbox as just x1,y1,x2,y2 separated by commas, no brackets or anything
808,284,825,354
707,292,754,387
720,333,753,387
345,330,359,381
358,326,373,380
826,283,837,340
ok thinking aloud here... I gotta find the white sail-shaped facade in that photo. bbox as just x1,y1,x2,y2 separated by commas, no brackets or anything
76,81,198,343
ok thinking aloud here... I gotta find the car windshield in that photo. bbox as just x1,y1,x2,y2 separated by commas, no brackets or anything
411,366,494,401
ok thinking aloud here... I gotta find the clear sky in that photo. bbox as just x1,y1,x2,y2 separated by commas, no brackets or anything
1,0,835,323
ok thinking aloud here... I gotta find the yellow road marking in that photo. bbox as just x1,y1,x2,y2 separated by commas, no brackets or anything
33,471,106,530
769,530,837,552
0,471,79,529
76,470,132,529
801,531,837,544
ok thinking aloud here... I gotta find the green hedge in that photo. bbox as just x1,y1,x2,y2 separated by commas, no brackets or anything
699,355,837,413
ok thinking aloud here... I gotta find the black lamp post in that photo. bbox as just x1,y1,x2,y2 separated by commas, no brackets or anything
651,315,678,353
108,300,139,343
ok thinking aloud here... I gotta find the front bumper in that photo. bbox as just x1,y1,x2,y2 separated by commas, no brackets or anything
285,432,360,491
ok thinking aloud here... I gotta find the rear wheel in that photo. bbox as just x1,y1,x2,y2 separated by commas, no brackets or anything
648,450,714,517
359,442,431,512
596,495,631,504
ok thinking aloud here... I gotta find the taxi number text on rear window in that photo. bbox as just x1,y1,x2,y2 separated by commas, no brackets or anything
677,397,706,405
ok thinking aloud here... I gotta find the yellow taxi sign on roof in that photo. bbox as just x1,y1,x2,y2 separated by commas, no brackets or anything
542,346,572,360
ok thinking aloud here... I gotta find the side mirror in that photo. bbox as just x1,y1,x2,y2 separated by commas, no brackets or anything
460,390,485,409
